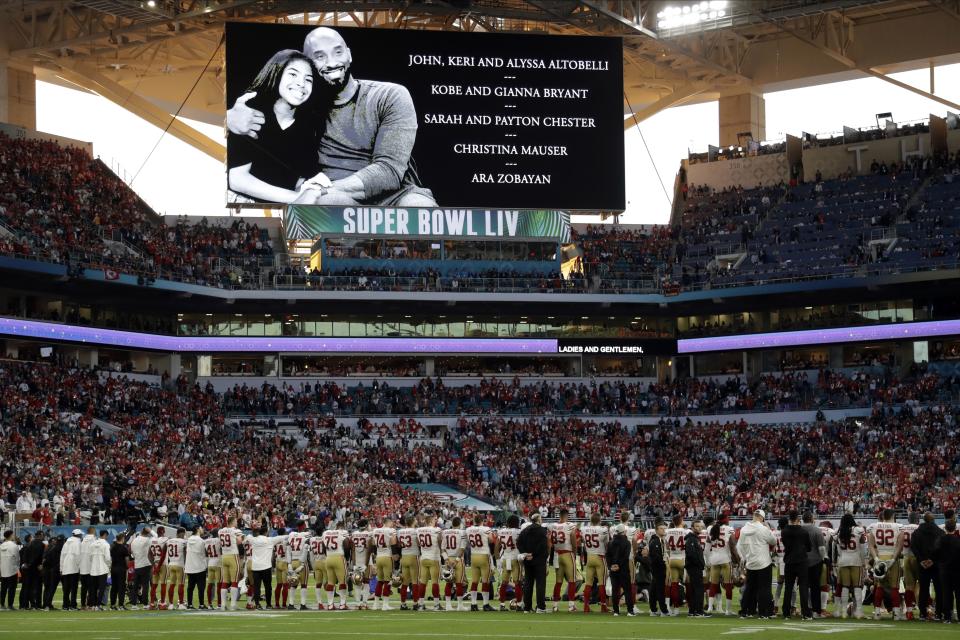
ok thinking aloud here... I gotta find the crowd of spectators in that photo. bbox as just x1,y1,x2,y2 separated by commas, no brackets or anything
0,133,273,289
450,405,960,521
2,131,959,296
2,359,959,529
208,364,958,418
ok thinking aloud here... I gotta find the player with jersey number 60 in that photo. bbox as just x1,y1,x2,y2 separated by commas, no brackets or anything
417,513,444,611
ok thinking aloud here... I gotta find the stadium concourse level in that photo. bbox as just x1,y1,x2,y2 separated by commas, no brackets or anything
217,367,956,416
2,132,960,293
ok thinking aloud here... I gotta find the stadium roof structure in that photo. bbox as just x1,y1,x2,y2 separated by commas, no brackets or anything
1,0,959,162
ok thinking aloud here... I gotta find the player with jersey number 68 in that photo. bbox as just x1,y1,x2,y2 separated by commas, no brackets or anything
465,514,497,611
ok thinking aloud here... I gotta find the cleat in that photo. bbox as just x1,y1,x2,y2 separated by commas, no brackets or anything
317,604,325,611
382,602,393,611
300,605,307,611
482,604,495,612
470,604,479,612
568,602,577,612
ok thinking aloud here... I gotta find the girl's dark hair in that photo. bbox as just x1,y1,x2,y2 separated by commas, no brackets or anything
839,513,857,545
245,49,319,115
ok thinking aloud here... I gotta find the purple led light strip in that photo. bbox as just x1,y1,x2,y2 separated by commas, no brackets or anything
0,317,556,353
677,318,960,353
2,317,958,354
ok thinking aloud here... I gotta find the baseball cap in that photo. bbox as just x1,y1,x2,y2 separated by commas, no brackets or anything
754,509,766,520
72,529,83,536
612,524,626,535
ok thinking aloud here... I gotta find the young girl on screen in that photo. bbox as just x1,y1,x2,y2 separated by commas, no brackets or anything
227,49,328,203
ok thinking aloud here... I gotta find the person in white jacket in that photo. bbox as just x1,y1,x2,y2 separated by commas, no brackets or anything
129,527,154,609
185,527,209,609
1,530,20,609
736,510,776,619
78,526,95,609
59,529,83,610
88,530,112,611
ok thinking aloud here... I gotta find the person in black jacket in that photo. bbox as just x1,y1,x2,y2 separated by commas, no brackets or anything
19,531,45,610
109,532,131,610
41,535,63,610
781,510,813,619
607,525,635,616
516,514,549,613
912,512,945,620
644,520,669,615
936,519,960,622
685,521,707,617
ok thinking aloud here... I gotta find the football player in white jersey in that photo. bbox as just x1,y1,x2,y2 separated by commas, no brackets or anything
706,516,737,615
548,508,580,612
495,514,522,611
370,518,397,610
287,521,312,610
664,515,690,615
867,508,904,619
832,513,866,619
465,514,497,611
217,518,244,611
350,520,373,610
273,527,292,609
148,526,169,610
441,516,468,611
322,522,352,610
203,532,222,610
581,512,610,614
397,515,421,610
417,513,444,611
817,521,836,615
772,516,793,616
164,528,188,610
308,531,328,610
898,512,920,620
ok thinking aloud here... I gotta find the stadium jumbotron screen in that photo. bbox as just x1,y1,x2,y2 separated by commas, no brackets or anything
224,22,625,210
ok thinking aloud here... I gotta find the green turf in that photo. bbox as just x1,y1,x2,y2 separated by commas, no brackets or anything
0,607,952,640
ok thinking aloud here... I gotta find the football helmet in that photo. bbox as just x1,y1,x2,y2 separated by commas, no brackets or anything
440,565,454,582
870,560,889,580
352,566,366,586
391,570,403,588
286,568,300,586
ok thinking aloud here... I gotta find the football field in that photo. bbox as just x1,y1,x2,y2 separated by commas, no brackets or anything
0,607,953,640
